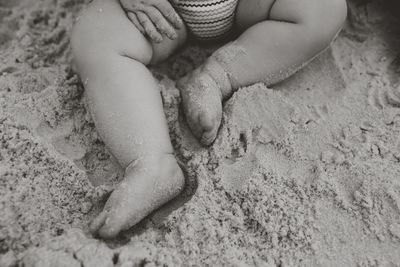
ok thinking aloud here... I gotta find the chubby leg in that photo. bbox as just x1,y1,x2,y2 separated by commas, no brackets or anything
71,0,187,238
180,0,347,146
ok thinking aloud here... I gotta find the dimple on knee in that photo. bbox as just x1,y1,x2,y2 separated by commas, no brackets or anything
71,26,146,73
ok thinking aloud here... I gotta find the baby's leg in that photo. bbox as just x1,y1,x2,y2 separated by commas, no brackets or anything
180,0,347,146
224,0,348,87
71,0,187,238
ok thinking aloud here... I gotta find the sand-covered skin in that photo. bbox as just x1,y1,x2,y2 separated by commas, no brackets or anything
1,0,400,266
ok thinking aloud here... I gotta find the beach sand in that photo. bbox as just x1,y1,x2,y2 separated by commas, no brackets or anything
1,0,400,266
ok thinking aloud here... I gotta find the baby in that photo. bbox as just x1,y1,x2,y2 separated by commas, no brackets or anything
71,0,347,239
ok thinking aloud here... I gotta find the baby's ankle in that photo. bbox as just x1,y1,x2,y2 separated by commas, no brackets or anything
124,153,179,176
124,153,184,192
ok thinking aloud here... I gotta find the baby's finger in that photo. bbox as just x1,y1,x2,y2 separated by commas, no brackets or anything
141,6,178,40
150,0,183,29
136,11,163,43
127,12,145,35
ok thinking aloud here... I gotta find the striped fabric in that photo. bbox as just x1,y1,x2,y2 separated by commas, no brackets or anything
172,0,239,40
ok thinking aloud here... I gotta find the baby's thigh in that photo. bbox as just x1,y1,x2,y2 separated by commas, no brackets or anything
71,0,186,66
269,0,347,29
236,0,346,35
235,0,276,32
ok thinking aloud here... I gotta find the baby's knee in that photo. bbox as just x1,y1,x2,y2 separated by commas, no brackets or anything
70,16,119,70
70,6,153,70
302,0,347,48
70,18,95,68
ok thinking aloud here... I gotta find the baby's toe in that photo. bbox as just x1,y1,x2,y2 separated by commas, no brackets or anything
199,112,215,133
98,216,121,239
199,111,220,146
186,112,204,141
200,126,219,146
89,211,108,235
98,209,133,239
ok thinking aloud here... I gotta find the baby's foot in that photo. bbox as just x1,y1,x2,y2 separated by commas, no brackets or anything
178,67,225,146
90,154,185,239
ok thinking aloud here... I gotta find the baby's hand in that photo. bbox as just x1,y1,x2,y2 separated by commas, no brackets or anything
120,0,183,43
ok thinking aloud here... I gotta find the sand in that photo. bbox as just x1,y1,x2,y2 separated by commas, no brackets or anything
1,0,400,266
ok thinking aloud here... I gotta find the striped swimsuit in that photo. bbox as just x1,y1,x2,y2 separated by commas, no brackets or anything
172,0,239,41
